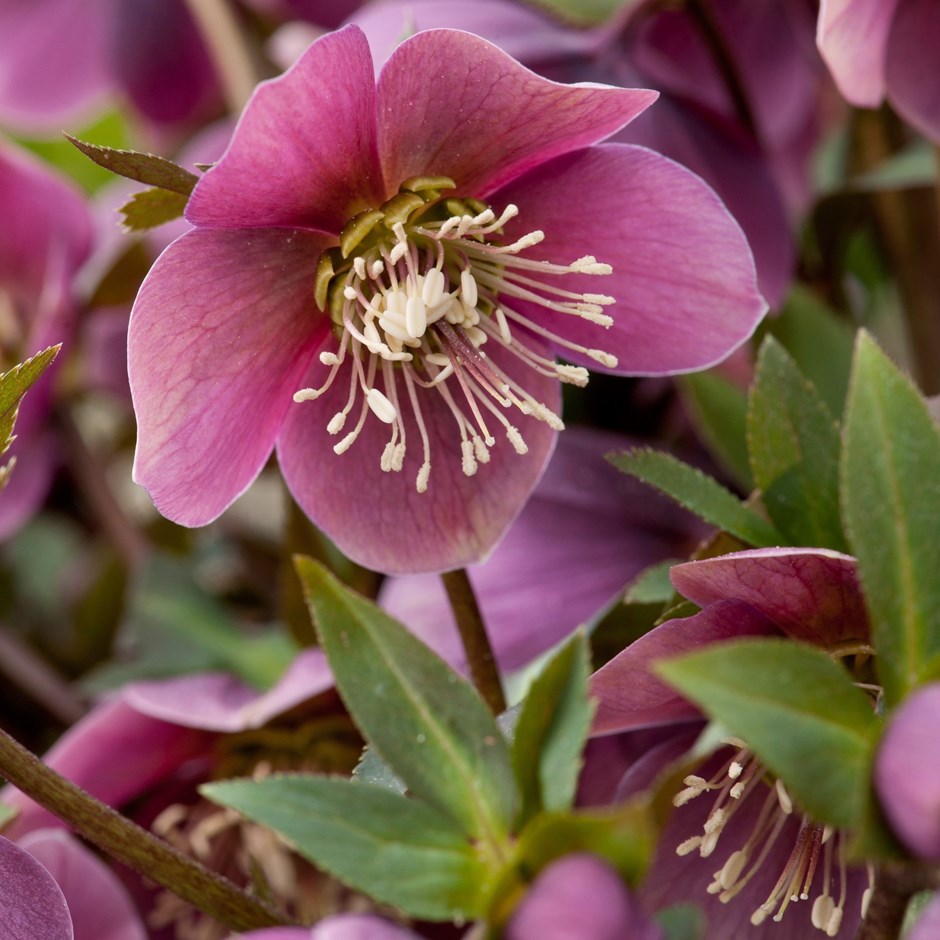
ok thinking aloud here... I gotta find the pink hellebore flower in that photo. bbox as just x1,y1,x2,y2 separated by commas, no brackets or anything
588,547,872,939
874,682,940,861
129,25,765,574
0,139,93,537
818,0,940,141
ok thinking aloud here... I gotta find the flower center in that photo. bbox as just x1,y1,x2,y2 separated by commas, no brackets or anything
294,177,617,492
672,740,874,936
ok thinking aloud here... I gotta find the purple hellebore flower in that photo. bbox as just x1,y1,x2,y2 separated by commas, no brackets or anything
0,0,218,136
348,0,827,307
381,426,704,674
129,24,765,575
818,0,940,142
588,547,873,938
0,139,93,538
874,682,940,861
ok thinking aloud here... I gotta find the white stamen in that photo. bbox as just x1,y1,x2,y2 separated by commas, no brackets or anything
460,268,478,308
366,388,396,424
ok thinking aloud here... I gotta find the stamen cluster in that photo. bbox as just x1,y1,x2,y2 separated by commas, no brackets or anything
294,177,616,493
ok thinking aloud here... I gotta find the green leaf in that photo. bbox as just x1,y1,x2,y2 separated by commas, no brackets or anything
522,0,642,25
608,449,784,547
841,332,940,705
510,633,593,823
65,135,198,195
352,746,405,795
0,346,60,486
746,337,846,550
679,371,751,490
849,141,937,192
0,803,18,829
656,905,706,940
202,775,491,921
296,557,518,845
656,639,880,828
118,187,188,231
623,560,678,606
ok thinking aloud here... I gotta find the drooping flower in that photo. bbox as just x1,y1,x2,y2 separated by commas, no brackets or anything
0,139,94,537
588,547,873,938
817,0,940,141
129,25,766,574
348,0,828,307
380,426,704,673
873,682,940,861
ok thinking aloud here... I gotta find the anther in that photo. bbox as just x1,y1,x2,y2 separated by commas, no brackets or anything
366,388,396,424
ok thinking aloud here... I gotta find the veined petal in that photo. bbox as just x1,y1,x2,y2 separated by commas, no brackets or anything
18,831,146,940
0,836,72,940
885,0,940,142
492,144,767,375
817,0,901,107
277,337,559,574
186,26,384,232
670,548,868,648
590,601,778,737
129,228,330,527
377,28,656,198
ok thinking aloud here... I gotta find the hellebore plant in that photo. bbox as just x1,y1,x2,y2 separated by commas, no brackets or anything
589,547,875,938
128,24,766,574
817,0,940,142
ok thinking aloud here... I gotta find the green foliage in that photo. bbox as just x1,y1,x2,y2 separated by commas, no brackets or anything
202,775,492,921
65,135,198,195
656,639,881,829
841,332,940,705
119,187,189,231
0,346,60,490
609,449,783,547
623,560,677,605
522,0,642,25
510,633,594,824
295,557,518,843
747,337,846,550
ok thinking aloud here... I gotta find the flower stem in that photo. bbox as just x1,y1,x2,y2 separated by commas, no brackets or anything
858,864,940,940
440,568,507,714
184,0,261,113
0,726,293,932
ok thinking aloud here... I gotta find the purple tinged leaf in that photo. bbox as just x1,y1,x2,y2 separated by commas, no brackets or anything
0,836,72,940
65,136,198,195
118,188,189,231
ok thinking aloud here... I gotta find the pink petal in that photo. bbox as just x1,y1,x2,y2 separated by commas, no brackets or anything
669,548,868,647
18,831,145,940
817,0,901,107
377,28,656,198
491,144,766,375
312,916,425,939
885,0,940,141
0,836,72,940
590,601,778,737
0,430,59,540
910,894,940,940
3,698,214,838
129,227,330,527
381,428,702,671
186,26,384,232
277,337,559,574
124,648,333,732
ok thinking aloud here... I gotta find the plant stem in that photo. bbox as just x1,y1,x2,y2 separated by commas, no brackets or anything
857,864,940,940
440,568,507,715
0,726,292,932
184,0,260,113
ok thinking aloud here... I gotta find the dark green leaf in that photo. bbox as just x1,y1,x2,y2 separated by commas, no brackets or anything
623,560,678,606
296,557,518,844
608,449,783,547
657,639,880,828
746,337,846,549
510,633,593,823
202,775,491,921
119,187,188,231
679,371,751,490
352,746,405,795
65,135,197,195
841,332,940,705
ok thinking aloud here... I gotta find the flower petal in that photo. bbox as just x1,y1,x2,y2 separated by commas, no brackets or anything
0,836,72,940
124,648,333,732
129,227,329,526
277,337,559,574
18,830,145,940
377,28,656,198
875,683,940,860
186,26,384,232
885,0,940,142
669,548,868,647
590,601,778,736
491,143,766,375
817,0,901,107
909,894,940,940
